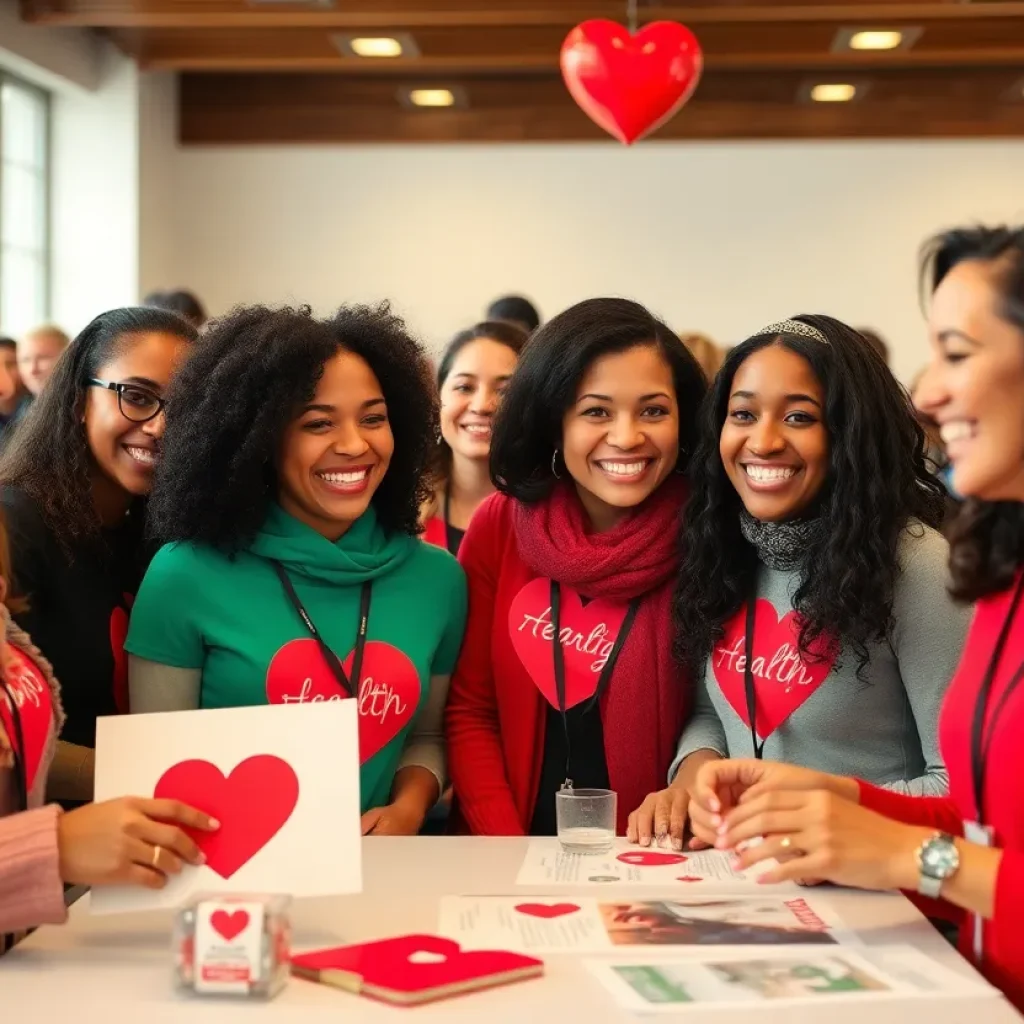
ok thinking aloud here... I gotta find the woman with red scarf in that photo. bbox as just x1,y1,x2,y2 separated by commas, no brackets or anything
445,298,707,835
689,226,1024,1012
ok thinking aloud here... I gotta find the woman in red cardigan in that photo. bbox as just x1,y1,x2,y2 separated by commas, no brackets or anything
685,225,1024,1011
445,298,707,836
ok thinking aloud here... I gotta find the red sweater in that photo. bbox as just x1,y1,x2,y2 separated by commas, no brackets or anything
858,578,1024,1011
446,493,685,836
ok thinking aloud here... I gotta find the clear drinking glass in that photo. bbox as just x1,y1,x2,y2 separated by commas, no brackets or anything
555,788,617,854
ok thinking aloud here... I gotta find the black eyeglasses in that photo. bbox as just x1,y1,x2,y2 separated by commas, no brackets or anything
87,379,167,423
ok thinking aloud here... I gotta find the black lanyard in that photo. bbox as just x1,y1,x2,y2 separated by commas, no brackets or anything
970,573,1024,824
273,563,371,699
550,579,640,787
0,678,28,813
743,598,768,760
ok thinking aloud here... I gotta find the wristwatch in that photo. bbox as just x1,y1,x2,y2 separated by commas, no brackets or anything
915,832,960,898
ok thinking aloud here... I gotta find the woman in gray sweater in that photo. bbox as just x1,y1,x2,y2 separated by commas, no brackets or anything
627,315,970,849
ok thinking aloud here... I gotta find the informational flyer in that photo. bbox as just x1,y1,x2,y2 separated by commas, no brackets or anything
438,895,855,954
515,838,794,891
584,946,996,1012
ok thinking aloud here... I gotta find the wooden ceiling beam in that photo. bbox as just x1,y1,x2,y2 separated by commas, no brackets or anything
25,0,1024,28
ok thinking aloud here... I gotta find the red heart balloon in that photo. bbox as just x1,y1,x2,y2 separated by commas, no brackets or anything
560,20,703,145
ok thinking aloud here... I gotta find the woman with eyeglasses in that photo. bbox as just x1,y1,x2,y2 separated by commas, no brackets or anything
0,307,197,803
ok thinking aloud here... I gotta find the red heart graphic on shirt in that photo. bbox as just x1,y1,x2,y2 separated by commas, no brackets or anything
508,578,629,709
265,639,420,764
617,851,688,867
514,903,580,919
0,647,53,792
153,755,299,879
109,593,135,715
211,909,250,941
712,599,836,741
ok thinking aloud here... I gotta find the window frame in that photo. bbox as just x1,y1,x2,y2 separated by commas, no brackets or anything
0,71,52,334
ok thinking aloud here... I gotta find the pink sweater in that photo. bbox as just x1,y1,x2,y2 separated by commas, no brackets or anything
0,607,67,936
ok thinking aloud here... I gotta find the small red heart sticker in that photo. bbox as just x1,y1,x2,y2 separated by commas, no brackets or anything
211,909,250,941
514,903,580,920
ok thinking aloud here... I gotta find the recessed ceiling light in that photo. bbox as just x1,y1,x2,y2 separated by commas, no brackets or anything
849,30,904,50
409,88,456,107
810,83,858,103
349,37,404,58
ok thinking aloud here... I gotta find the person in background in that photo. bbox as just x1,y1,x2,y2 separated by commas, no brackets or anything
126,304,466,837
446,298,706,836
423,321,528,556
628,315,967,849
689,225,1024,1013
0,339,30,445
142,290,207,330
858,327,890,365
17,325,69,399
0,308,198,804
486,295,541,334
679,331,724,381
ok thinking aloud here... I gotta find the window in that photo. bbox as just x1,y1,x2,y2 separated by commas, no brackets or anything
0,74,50,338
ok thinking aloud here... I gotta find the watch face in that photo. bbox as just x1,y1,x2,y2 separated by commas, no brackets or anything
922,838,959,877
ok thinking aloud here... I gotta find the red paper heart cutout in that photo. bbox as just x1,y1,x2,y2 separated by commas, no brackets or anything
109,593,134,715
712,599,836,742
0,646,53,791
211,909,250,941
509,578,629,710
617,851,687,867
153,755,299,878
561,20,703,145
514,903,580,920
292,935,543,997
677,876,703,882
265,639,420,764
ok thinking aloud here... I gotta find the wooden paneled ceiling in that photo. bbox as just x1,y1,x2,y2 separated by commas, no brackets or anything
21,0,1024,142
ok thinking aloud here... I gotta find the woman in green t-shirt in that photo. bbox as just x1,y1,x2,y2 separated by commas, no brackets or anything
126,304,467,836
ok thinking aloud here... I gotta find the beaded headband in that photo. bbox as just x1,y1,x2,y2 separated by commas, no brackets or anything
754,319,829,345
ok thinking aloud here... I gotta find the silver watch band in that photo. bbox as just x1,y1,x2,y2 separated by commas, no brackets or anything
917,872,943,899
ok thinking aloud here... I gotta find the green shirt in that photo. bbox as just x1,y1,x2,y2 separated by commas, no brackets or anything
125,504,467,811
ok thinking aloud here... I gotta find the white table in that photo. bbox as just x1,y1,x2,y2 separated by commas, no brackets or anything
1,837,1018,1022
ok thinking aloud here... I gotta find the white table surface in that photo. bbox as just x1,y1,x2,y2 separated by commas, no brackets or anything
1,837,1019,1022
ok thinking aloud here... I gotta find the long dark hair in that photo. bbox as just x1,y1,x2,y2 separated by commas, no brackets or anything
147,303,436,551
673,314,946,678
0,307,198,545
922,225,1024,601
490,297,706,503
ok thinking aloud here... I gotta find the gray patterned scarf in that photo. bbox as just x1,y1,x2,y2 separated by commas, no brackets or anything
739,508,825,571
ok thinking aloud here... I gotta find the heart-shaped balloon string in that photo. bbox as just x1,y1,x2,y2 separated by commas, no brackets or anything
560,20,703,145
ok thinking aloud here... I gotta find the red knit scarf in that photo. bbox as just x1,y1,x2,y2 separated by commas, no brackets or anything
512,478,690,833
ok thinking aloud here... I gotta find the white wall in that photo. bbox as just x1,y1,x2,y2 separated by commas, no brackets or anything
167,141,1024,382
0,0,100,92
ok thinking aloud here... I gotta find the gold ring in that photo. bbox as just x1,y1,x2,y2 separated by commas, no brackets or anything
779,836,792,850
151,845,161,869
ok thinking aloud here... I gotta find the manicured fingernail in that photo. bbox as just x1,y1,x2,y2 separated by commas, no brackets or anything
715,837,728,849
757,874,774,885
640,835,651,846
709,797,721,813
207,818,220,830
716,822,727,836
196,851,206,865
671,837,683,851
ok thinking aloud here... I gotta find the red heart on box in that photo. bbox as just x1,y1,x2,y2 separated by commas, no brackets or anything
712,600,835,741
561,20,703,145
154,755,299,878
509,578,629,710
265,638,420,764
514,903,580,920
211,909,250,941
617,851,687,867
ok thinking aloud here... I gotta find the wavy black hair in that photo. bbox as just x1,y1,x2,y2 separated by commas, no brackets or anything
0,306,198,545
489,297,707,503
921,225,1024,601
147,303,436,550
673,314,946,679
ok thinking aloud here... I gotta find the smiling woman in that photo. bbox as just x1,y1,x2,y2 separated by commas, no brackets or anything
627,314,970,850
125,304,467,837
0,307,198,805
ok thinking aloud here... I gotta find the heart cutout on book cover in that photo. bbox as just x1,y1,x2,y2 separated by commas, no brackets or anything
514,903,580,920
211,909,250,941
153,754,299,878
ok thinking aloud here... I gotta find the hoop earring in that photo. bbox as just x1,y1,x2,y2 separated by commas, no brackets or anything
551,449,562,479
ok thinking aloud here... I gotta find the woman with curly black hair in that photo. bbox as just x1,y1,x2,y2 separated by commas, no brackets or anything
126,304,467,836
0,307,197,803
627,314,969,849
683,228,1024,1014
445,298,707,837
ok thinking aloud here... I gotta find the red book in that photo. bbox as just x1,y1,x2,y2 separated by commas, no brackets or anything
291,934,543,1006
